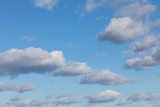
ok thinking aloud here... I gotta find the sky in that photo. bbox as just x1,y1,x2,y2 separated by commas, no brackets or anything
0,0,160,107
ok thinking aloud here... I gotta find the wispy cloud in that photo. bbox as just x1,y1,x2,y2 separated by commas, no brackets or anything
0,82,36,93
33,0,58,10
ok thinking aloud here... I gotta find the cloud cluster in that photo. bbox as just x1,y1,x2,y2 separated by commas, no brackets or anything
90,0,160,71
0,82,36,93
0,47,91,77
117,92,160,105
125,46,160,70
77,70,137,85
33,0,58,10
85,90,121,104
96,17,146,44
0,47,136,86
6,95,79,107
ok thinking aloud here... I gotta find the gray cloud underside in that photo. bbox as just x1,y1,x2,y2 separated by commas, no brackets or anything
0,82,36,93
0,47,136,85
96,17,146,44
77,70,137,85
0,47,90,77
6,95,79,107
85,90,121,104
125,47,160,70
117,92,160,106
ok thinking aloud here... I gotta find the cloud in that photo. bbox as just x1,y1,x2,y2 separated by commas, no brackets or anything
0,47,65,77
6,96,21,105
6,95,80,107
117,92,160,105
6,96,51,107
33,0,58,10
83,0,147,13
84,0,108,13
96,17,146,44
21,36,36,42
53,61,91,76
85,90,121,104
125,47,160,70
115,2,156,19
0,82,36,93
54,95,80,105
0,47,91,77
131,35,158,52
77,70,137,85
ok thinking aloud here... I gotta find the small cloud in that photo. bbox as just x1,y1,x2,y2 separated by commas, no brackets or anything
33,0,58,10
85,90,121,104
21,36,37,42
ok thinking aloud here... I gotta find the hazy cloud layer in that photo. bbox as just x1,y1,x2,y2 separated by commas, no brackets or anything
96,17,146,44
85,90,121,104
33,0,58,10
0,82,36,93
54,95,80,105
84,0,108,13
6,95,79,107
77,70,137,85
117,92,160,105
115,2,156,19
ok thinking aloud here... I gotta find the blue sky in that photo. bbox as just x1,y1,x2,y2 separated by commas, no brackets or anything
0,0,160,107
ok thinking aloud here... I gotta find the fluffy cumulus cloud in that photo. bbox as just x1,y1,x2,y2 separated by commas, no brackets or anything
117,92,160,105
85,90,121,104
77,70,137,85
0,82,36,93
125,47,160,70
96,17,146,44
33,0,58,10
0,47,91,77
0,47,65,77
54,95,80,105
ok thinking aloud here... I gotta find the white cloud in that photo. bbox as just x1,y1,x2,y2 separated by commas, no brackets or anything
117,92,160,105
21,36,36,42
6,96,51,107
84,0,108,13
0,47,65,77
125,46,160,70
77,70,137,85
85,90,121,104
33,0,58,10
53,61,91,76
0,47,91,77
0,82,36,93
131,35,158,52
54,95,80,105
115,2,156,19
96,17,146,44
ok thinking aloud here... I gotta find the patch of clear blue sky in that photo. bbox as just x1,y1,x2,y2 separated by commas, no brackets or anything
0,0,160,107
